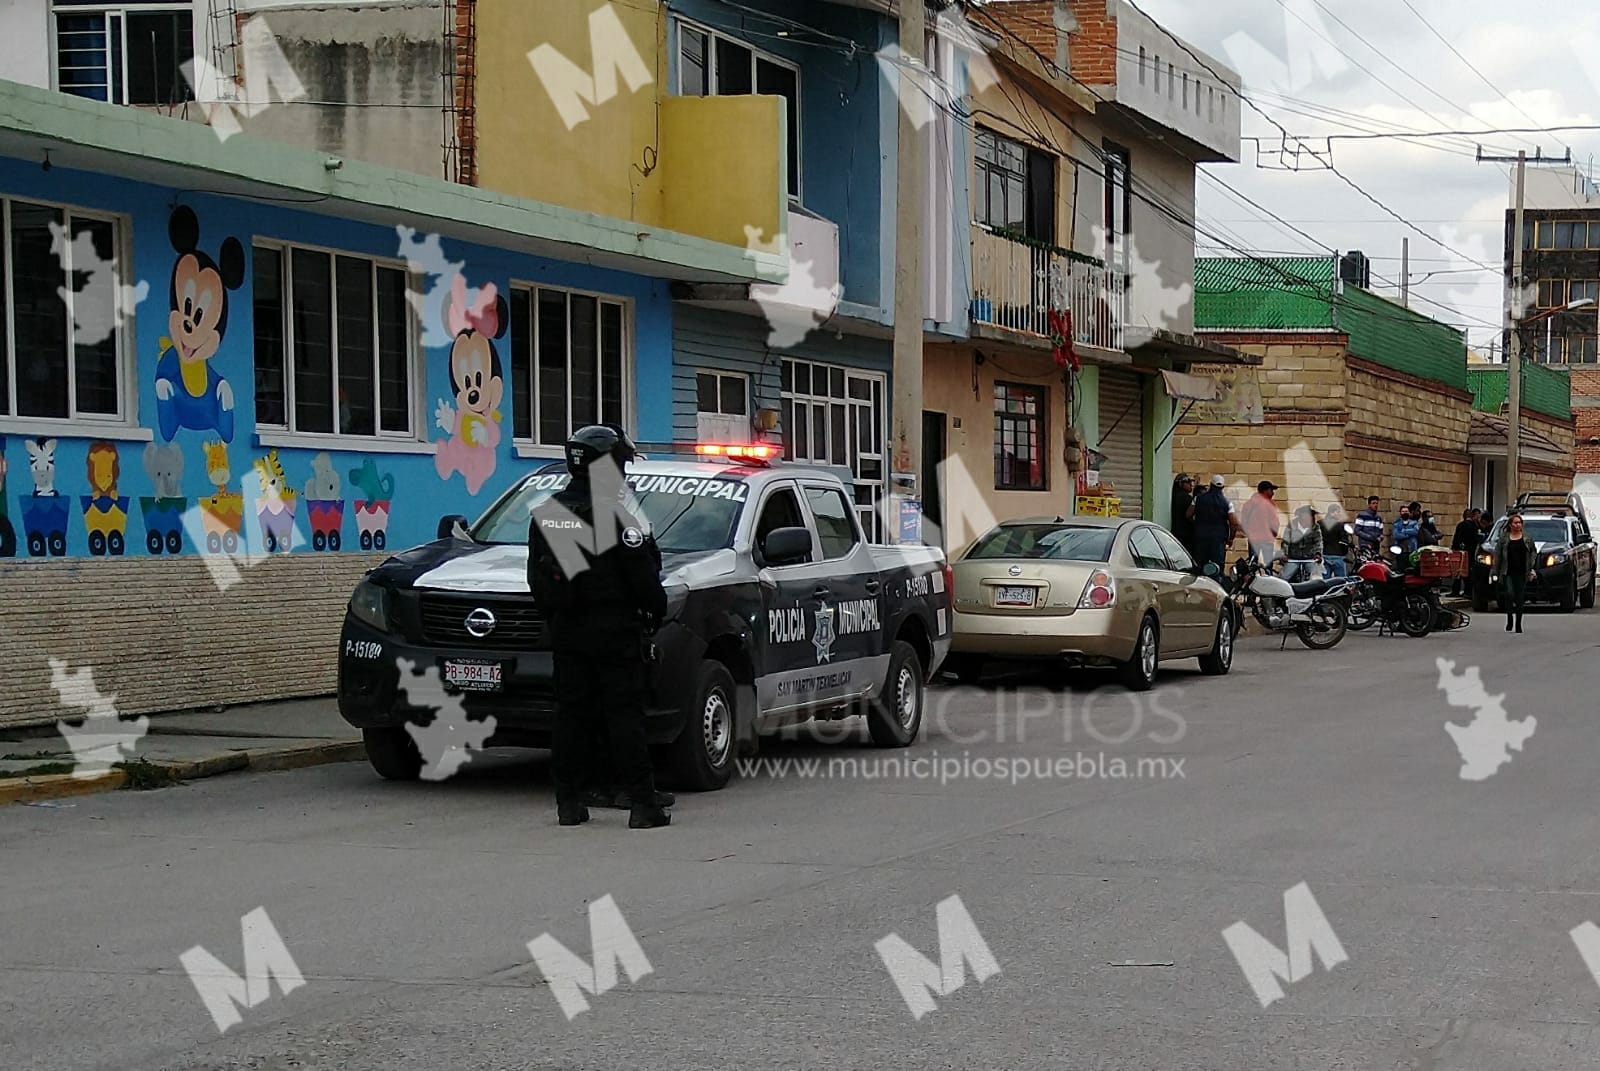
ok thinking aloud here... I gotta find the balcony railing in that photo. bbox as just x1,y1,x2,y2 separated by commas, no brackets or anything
969,226,1125,352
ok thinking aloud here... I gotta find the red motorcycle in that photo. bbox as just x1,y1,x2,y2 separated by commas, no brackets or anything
1351,549,1441,637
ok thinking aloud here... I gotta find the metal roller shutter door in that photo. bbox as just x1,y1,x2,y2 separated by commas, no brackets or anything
1097,369,1145,519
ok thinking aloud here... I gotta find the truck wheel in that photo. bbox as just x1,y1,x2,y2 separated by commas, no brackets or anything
669,661,737,791
363,727,422,781
1119,615,1159,691
1561,574,1578,613
1582,572,1596,609
868,640,923,747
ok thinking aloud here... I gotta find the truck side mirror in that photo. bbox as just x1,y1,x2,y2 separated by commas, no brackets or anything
763,527,813,565
438,514,471,540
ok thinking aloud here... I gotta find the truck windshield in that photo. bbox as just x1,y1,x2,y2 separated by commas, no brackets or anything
471,471,748,553
966,524,1115,562
1490,517,1569,546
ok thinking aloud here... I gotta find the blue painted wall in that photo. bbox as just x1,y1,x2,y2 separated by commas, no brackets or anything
0,153,674,562
665,0,888,311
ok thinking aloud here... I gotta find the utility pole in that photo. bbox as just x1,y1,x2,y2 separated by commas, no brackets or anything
1400,238,1409,308
890,0,926,543
1477,145,1571,508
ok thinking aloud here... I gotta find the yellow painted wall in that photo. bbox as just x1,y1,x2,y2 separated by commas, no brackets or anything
474,0,783,248
972,63,1087,254
660,95,785,249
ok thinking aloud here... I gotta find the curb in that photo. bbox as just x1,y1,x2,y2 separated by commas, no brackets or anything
0,739,363,805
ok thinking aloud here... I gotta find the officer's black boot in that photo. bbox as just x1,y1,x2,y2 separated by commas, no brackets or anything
628,803,671,829
557,802,590,826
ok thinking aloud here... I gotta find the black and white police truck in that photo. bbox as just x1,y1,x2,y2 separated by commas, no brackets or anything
337,443,952,790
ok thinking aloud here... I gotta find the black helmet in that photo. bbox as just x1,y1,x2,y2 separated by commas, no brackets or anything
565,424,637,476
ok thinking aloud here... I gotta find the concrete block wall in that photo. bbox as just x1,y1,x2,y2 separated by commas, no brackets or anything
1345,360,1474,449
1343,443,1470,516
0,555,382,730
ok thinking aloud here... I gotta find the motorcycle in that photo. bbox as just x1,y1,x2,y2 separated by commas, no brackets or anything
1351,545,1441,637
1225,555,1353,649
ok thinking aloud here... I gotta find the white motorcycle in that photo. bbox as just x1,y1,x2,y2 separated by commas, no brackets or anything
1225,555,1353,650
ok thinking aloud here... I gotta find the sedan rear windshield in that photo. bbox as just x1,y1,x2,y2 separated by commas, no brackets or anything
966,524,1115,562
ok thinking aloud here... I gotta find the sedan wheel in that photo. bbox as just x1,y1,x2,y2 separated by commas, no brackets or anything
1199,612,1233,676
1118,616,1159,691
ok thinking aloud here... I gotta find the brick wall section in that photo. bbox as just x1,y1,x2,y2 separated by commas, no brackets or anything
1577,408,1600,471
1345,361,1474,449
0,555,383,730
1172,420,1346,506
1067,0,1118,84
1570,368,1600,399
1343,444,1470,516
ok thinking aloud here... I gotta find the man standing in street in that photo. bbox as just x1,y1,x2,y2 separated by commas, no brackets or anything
1189,474,1241,574
1281,505,1324,582
1392,503,1421,554
1241,480,1281,568
1321,503,1351,577
528,424,672,830
1354,495,1385,556
1451,507,1483,596
1170,473,1198,557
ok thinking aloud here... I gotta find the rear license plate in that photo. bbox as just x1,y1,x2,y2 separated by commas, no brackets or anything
443,659,504,693
994,585,1036,607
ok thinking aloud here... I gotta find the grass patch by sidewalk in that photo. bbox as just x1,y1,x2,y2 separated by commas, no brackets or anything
114,759,183,791
9,762,76,777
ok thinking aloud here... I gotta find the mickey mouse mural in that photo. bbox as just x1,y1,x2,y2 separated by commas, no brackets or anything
155,206,245,443
433,276,508,495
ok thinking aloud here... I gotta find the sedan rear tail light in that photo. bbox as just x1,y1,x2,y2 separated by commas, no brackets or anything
1078,569,1116,608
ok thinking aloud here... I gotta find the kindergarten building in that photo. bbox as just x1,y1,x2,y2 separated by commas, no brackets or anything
0,82,785,727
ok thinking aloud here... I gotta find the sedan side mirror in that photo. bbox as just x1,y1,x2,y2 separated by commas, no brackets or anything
438,514,471,540
762,527,813,566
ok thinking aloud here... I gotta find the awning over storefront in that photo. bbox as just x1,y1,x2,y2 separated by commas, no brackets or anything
1160,370,1222,402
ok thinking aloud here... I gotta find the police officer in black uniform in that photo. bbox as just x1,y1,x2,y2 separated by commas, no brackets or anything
527,425,671,829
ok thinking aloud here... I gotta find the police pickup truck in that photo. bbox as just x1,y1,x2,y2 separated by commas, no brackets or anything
337,445,952,791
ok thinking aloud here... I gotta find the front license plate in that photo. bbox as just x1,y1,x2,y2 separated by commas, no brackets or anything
443,659,504,693
994,585,1037,607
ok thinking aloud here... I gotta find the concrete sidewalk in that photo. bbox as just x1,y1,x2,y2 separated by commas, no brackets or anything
0,697,362,804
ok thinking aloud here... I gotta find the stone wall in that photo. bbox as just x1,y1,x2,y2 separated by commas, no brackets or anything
0,554,381,730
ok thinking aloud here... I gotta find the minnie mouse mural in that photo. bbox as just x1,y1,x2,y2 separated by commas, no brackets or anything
433,276,508,495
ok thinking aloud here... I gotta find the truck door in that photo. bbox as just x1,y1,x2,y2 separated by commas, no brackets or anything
799,481,885,699
753,480,836,719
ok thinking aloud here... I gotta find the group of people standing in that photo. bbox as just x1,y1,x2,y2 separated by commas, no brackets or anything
1170,475,1462,581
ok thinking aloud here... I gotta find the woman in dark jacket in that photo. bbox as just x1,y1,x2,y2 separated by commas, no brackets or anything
1494,513,1538,633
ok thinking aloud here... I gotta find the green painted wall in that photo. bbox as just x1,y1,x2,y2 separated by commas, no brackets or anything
1467,365,1573,421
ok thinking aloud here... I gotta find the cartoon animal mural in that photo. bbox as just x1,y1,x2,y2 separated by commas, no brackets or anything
22,438,67,557
80,441,129,557
349,458,394,551
303,451,344,551
0,437,15,558
139,442,187,555
198,440,244,554
433,277,508,495
155,206,245,443
253,449,298,553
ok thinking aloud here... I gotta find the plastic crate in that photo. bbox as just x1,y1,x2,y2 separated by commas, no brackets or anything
1418,549,1467,578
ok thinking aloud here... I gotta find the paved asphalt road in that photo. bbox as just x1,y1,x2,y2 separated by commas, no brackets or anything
4,610,1599,1070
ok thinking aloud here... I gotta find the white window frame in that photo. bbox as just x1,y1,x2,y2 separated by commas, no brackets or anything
780,358,886,542
0,195,142,438
252,238,426,453
508,280,634,453
50,1,197,106
695,369,748,417
672,16,803,202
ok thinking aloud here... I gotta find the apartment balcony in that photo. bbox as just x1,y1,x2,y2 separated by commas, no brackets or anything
969,226,1125,352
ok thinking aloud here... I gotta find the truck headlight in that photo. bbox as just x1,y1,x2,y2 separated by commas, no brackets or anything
349,579,390,631
1545,552,1567,568
1477,552,1493,566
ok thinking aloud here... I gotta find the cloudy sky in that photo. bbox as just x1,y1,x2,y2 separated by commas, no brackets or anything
1132,0,1600,352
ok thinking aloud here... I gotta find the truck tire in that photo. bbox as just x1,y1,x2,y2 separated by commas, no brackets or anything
1582,571,1596,609
1561,573,1578,613
363,727,422,781
1471,582,1489,614
868,641,923,748
668,661,737,790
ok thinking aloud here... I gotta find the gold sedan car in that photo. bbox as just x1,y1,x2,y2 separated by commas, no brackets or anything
946,517,1234,690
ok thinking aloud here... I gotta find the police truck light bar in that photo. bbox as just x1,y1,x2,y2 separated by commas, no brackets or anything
695,443,778,461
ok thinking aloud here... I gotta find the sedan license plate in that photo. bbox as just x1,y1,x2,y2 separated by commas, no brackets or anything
442,659,504,693
994,585,1037,608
